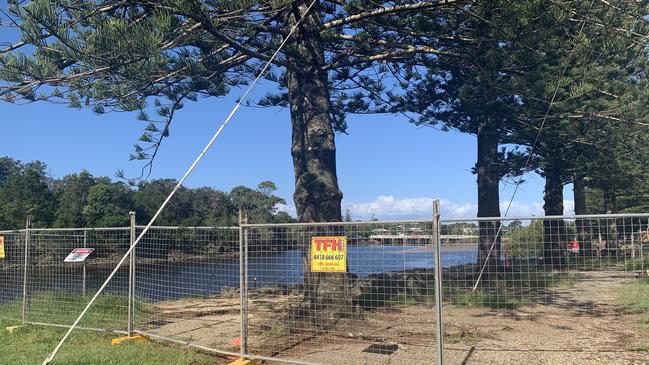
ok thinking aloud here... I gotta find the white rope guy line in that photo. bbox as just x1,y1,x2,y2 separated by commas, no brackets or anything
471,0,596,292
42,1,320,363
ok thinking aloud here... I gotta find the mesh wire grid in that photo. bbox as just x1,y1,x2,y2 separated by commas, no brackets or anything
2,214,649,364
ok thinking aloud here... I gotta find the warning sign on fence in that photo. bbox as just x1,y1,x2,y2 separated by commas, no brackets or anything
311,236,347,272
64,248,94,263
0,236,4,259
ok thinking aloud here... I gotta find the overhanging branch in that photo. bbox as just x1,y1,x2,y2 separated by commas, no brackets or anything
325,45,460,70
323,0,463,29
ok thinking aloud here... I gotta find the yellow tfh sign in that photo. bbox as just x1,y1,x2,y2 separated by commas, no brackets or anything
0,236,4,259
311,236,347,272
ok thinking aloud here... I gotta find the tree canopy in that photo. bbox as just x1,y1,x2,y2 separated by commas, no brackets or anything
0,155,293,230
2,1,649,272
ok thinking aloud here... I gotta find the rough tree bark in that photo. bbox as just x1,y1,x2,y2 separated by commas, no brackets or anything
476,122,501,276
543,162,565,268
285,1,351,325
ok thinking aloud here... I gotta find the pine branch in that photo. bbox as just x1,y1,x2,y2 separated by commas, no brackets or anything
548,0,649,45
323,1,463,29
325,45,460,70
0,40,30,54
197,16,295,71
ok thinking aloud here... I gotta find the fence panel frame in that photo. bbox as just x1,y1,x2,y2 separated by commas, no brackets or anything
437,212,649,365
240,218,439,365
3,210,649,364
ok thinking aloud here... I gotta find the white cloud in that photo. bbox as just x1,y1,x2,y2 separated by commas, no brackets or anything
498,200,575,217
344,195,435,220
499,201,543,217
278,196,576,221
275,203,296,217
439,199,478,217
342,196,478,220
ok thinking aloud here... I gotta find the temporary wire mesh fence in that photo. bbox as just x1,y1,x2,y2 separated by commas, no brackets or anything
242,221,437,364
133,226,241,355
440,214,649,364
0,230,26,322
2,213,649,364
0,227,133,332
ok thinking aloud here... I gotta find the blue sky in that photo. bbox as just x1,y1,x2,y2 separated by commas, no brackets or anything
0,5,573,220
0,86,574,220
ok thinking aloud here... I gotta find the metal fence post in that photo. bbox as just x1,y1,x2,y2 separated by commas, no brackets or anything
640,223,645,260
243,212,249,353
22,215,32,325
432,200,444,365
631,230,636,260
128,211,136,337
239,210,249,357
82,228,87,296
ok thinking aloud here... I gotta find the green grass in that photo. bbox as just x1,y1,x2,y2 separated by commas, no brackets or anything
0,319,217,365
545,272,579,288
356,288,437,308
444,271,578,310
0,294,219,364
617,280,649,322
624,258,649,271
3,293,133,330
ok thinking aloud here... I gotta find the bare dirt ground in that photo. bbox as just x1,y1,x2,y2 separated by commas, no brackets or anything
441,271,649,365
141,294,302,353
144,271,649,365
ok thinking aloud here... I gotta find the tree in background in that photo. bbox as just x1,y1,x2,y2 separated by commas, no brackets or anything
0,160,55,228
186,187,236,227
0,157,21,186
0,155,292,230
230,181,287,223
394,0,550,273
82,179,134,227
396,0,649,269
51,171,95,227
509,0,649,262
134,178,193,226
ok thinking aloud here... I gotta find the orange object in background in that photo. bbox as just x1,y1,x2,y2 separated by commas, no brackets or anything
568,239,580,253
231,336,241,346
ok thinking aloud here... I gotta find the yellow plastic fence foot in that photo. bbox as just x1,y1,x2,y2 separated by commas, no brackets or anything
5,325,23,333
227,358,263,365
111,334,150,346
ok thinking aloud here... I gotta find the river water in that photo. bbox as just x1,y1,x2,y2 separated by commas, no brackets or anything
1,245,477,302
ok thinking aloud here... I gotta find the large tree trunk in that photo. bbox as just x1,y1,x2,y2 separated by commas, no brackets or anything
573,175,591,255
543,162,565,268
288,69,342,222
287,2,342,223
285,2,350,326
476,123,501,276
